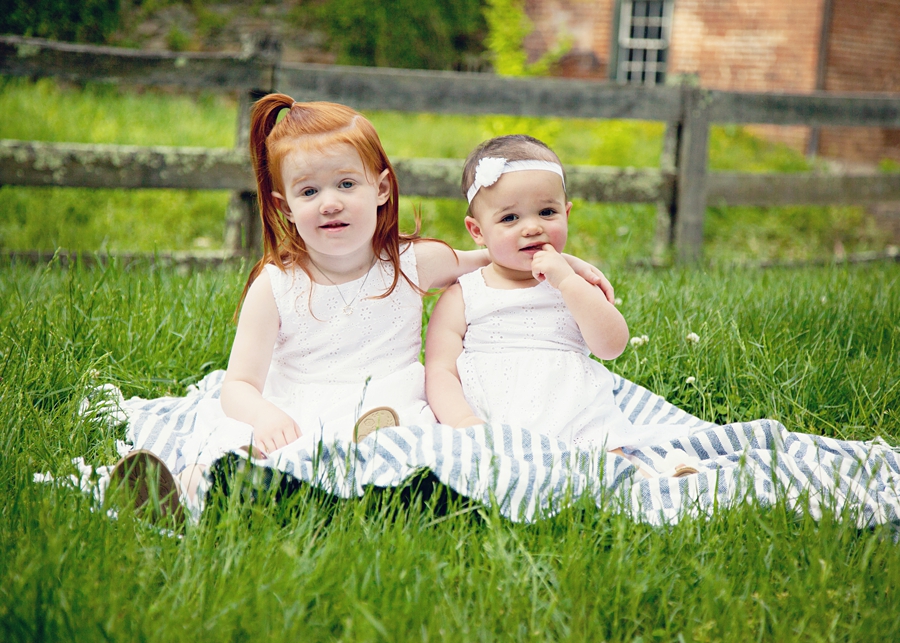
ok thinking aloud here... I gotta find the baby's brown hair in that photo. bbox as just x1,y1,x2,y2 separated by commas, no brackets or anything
461,134,565,213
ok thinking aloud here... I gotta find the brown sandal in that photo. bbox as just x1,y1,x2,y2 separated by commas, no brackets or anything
354,406,399,443
108,449,185,525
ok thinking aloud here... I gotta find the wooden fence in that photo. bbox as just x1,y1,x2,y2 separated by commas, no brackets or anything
2,35,900,263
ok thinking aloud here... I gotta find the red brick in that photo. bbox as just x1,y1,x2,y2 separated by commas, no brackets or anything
523,0,900,163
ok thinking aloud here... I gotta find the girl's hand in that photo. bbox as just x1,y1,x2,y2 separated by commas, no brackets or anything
532,245,577,289
562,254,616,303
251,404,302,456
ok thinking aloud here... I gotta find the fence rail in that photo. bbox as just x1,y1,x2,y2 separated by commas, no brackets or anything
706,90,900,127
2,35,900,263
0,140,672,203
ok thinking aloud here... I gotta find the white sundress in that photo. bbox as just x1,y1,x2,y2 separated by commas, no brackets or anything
181,245,435,466
456,269,691,451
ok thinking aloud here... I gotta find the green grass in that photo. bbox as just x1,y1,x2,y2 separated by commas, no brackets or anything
0,76,236,253
1,260,899,640
2,76,893,264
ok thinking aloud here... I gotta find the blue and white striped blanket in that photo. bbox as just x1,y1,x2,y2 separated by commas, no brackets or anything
81,370,900,529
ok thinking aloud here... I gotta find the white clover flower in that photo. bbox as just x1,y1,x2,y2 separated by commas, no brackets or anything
614,297,623,306
630,334,649,348
820,296,827,304
685,332,700,344
685,376,696,384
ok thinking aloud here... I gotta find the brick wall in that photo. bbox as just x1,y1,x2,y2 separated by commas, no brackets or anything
523,0,615,79
524,0,825,150
667,0,824,151
523,1,826,92
818,0,900,163
667,0,824,92
524,0,899,162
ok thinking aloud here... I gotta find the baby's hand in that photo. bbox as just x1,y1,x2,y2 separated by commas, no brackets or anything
532,244,576,289
563,254,616,303
252,405,302,456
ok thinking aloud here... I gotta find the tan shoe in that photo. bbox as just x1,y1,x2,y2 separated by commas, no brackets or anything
354,406,399,443
108,449,184,525
659,450,702,478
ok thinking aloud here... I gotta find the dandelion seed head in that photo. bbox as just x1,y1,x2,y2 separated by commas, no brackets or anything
685,376,696,384
685,332,700,344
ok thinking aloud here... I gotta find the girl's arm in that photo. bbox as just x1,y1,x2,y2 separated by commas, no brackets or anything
221,269,302,455
424,284,485,428
414,240,614,297
414,241,488,291
531,245,629,360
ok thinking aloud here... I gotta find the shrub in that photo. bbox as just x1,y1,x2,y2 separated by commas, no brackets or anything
0,0,121,44
291,0,487,71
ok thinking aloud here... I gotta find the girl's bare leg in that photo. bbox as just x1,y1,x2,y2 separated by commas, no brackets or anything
177,464,208,502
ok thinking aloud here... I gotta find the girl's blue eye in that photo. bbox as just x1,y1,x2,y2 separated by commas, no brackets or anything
500,214,518,223
540,208,556,217
302,188,317,197
339,180,354,189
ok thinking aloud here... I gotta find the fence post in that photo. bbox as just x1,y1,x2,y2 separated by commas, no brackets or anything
672,84,710,263
224,90,263,254
224,36,279,255
653,120,679,262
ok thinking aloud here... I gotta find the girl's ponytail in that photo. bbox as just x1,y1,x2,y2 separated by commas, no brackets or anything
237,94,302,316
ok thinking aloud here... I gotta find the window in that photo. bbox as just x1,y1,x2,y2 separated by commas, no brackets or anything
615,0,674,85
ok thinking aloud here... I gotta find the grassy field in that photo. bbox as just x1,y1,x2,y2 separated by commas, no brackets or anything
1,75,900,641
1,259,899,641
1,76,894,265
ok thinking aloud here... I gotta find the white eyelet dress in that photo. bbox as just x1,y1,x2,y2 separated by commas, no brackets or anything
456,269,635,451
181,245,435,466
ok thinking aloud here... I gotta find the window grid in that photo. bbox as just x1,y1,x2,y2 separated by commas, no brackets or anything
617,0,674,85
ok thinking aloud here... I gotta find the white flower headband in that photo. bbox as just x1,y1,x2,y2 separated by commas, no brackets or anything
466,157,566,204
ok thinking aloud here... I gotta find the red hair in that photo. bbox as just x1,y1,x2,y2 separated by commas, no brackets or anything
239,94,424,313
